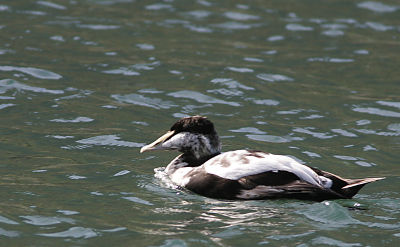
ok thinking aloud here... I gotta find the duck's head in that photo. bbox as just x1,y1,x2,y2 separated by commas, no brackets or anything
140,116,221,159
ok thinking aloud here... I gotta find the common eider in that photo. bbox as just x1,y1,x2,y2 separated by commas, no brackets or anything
140,116,384,201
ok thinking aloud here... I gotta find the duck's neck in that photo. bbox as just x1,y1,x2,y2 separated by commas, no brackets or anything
165,151,221,176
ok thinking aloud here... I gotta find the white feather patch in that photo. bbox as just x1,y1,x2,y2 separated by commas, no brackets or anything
203,150,329,187
169,167,193,187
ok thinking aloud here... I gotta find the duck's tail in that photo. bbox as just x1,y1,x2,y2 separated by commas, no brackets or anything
310,167,385,199
341,177,385,198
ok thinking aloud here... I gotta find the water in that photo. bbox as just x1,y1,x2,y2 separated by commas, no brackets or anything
1,0,399,246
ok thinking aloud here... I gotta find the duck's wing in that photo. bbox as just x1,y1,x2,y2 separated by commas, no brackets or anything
236,181,346,201
203,150,325,187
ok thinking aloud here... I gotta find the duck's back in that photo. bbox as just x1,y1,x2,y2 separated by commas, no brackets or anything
202,150,330,188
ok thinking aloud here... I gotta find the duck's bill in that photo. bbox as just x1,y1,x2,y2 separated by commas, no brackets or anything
140,130,175,153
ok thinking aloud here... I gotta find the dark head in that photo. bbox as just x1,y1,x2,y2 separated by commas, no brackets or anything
140,116,221,159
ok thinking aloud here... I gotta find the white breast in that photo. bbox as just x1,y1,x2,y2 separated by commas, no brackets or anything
203,150,328,187
169,167,193,187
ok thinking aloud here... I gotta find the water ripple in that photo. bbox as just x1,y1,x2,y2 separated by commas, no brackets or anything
230,127,266,135
0,66,62,80
0,215,19,225
331,129,358,137
0,79,64,94
168,90,241,106
50,117,94,123
0,103,16,110
256,73,294,82
136,43,155,50
246,134,302,143
312,236,362,247
210,78,254,90
37,1,67,10
57,210,79,216
21,215,75,226
252,99,280,106
184,10,212,19
113,170,131,177
226,67,254,73
357,1,398,13
293,127,336,139
76,135,144,148
353,107,400,118
212,22,259,30
377,101,400,109
365,21,393,31
77,24,120,30
122,196,154,206
298,201,361,229
145,3,174,11
223,12,260,21
38,227,98,239
0,227,20,237
307,57,354,63
286,23,314,31
103,68,140,76
111,93,177,109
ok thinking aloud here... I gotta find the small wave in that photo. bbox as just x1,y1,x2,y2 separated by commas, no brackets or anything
37,1,66,10
168,90,241,106
37,226,97,239
286,23,314,31
353,107,400,118
292,127,335,139
50,117,94,123
136,43,155,50
312,236,362,247
0,79,64,94
76,135,145,148
112,93,177,109
307,57,354,63
103,68,140,76
0,215,19,225
68,175,87,180
0,66,62,80
77,24,120,30
122,196,154,206
145,4,174,11
212,22,259,30
331,129,358,137
56,210,79,216
377,101,400,109
357,1,398,13
0,227,19,237
246,134,300,143
0,103,16,110
113,170,131,177
267,35,285,42
184,10,212,19
230,127,266,135
256,73,294,82
226,67,254,73
223,12,260,21
211,78,254,90
21,215,74,226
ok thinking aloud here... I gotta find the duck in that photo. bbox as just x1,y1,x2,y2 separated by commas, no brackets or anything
140,116,384,201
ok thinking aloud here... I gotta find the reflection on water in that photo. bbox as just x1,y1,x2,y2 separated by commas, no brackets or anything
1,0,399,246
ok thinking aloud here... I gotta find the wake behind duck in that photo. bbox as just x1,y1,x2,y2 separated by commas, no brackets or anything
140,116,384,201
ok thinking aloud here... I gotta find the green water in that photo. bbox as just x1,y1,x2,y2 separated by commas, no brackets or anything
1,0,399,246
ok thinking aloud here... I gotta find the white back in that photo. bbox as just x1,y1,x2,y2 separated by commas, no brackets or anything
203,150,326,187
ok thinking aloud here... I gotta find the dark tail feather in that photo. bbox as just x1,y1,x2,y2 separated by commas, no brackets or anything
341,177,385,198
309,167,385,199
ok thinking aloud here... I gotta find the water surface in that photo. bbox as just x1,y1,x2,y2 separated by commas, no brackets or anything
1,0,399,246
